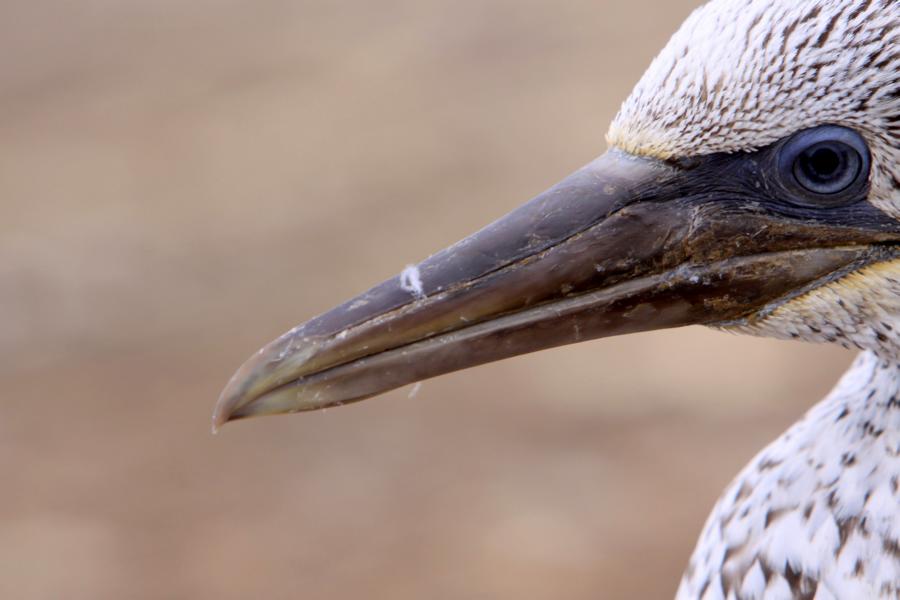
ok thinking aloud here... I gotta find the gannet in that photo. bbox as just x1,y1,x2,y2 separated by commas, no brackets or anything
215,0,900,597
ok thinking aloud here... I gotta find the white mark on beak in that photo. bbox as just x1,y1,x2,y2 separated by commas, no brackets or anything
400,264,425,299
408,382,423,399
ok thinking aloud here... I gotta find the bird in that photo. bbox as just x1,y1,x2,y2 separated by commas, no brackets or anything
215,0,900,598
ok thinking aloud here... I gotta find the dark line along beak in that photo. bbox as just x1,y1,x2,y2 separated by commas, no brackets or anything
213,150,900,430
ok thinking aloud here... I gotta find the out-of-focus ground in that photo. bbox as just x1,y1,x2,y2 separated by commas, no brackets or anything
0,1,854,598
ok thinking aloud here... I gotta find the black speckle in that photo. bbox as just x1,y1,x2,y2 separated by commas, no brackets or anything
758,457,784,472
765,507,790,528
803,502,814,520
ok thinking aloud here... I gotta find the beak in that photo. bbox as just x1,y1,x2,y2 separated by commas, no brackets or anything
214,149,899,429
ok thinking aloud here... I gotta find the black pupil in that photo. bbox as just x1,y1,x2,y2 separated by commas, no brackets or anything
808,148,840,178
800,145,843,182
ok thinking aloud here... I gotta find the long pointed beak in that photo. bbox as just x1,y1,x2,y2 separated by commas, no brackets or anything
214,149,899,429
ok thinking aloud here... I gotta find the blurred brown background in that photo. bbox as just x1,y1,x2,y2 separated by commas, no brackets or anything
1,1,854,598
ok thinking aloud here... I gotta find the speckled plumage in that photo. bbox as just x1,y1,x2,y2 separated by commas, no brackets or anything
678,351,900,599
608,0,900,598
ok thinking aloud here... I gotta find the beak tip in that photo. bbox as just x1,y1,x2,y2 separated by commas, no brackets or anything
212,373,310,430
212,370,255,432
213,330,335,429
211,394,236,434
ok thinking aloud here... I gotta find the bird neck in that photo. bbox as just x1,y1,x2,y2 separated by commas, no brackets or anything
776,351,900,498
818,350,900,437
678,349,900,598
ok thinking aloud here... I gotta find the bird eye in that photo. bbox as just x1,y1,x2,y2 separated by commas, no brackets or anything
776,126,870,206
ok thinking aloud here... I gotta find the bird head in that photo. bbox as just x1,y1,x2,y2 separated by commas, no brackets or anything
214,0,900,428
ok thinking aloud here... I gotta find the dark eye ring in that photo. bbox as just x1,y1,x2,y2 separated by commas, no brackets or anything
777,125,870,206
